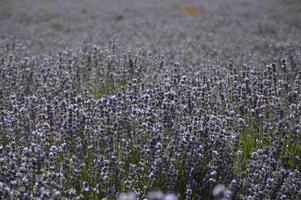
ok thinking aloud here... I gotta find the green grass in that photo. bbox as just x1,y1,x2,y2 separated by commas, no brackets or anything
89,75,132,99
232,119,273,176
280,132,301,169
90,79,115,99
0,0,13,18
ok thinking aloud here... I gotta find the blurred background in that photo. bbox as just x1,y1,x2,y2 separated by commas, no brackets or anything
0,0,300,66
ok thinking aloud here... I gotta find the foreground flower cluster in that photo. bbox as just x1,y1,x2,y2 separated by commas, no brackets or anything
0,43,300,200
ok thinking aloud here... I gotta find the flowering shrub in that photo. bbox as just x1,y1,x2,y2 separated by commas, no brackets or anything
0,0,300,199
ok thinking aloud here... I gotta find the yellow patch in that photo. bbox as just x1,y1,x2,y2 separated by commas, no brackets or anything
177,4,204,16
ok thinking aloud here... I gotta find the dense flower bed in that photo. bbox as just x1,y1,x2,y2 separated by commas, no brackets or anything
0,43,300,199
0,0,300,199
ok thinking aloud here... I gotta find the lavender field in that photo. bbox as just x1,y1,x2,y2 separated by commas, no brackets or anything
0,0,300,199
